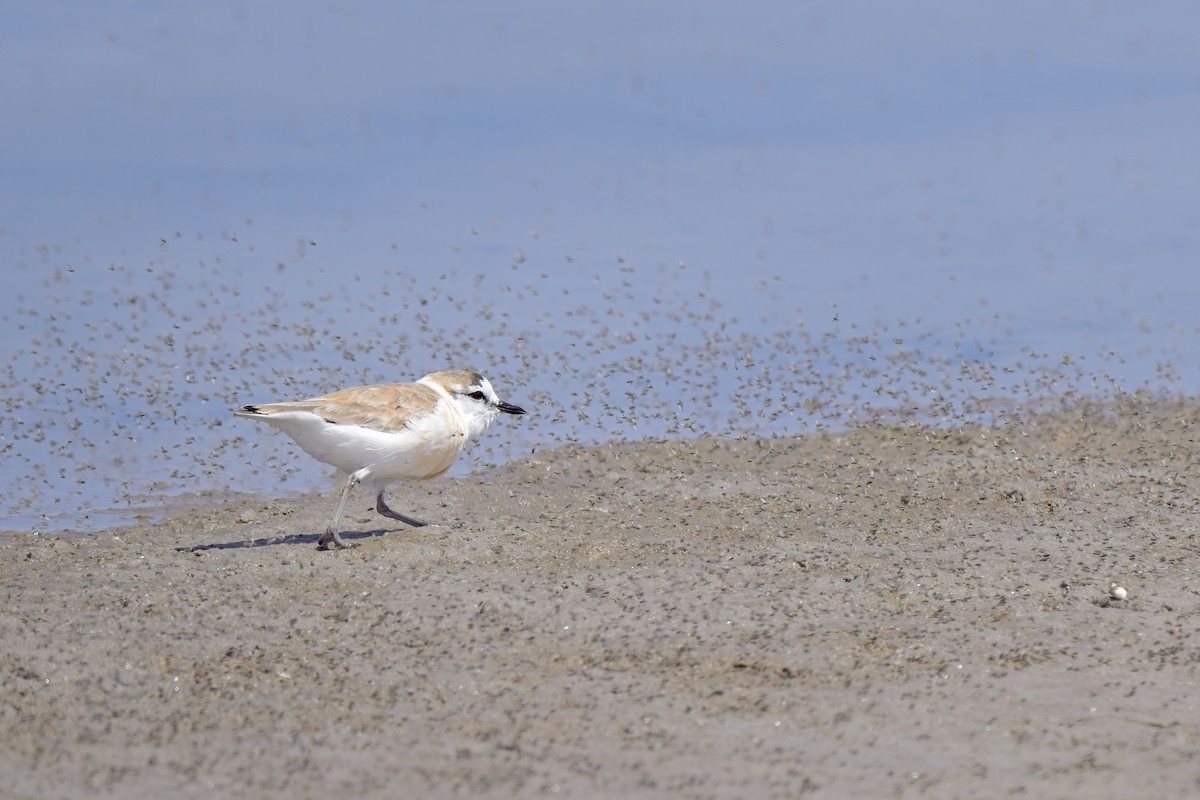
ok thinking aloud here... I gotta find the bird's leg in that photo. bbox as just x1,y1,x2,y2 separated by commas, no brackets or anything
375,490,429,527
317,473,360,550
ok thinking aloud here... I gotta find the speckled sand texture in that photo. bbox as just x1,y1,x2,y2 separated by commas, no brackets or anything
3,398,1199,798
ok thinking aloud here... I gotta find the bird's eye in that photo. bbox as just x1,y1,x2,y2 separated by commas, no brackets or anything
467,390,487,401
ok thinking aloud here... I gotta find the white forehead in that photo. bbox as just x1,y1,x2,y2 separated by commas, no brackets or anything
423,370,498,400
475,376,498,398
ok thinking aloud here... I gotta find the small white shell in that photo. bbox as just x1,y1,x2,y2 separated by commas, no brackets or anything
1109,583,1128,601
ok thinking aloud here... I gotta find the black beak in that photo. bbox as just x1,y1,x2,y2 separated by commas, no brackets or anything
498,401,526,415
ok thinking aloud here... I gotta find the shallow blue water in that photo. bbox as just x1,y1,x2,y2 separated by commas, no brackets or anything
3,2,1198,531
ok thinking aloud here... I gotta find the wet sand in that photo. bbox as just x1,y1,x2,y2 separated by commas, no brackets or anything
3,397,1199,798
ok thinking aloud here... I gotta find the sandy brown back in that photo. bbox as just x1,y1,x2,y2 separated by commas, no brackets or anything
245,382,443,433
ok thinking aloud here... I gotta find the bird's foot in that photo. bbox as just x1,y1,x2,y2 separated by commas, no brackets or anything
317,529,353,550
376,492,429,527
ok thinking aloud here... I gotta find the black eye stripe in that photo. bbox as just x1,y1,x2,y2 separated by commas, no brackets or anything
467,390,487,401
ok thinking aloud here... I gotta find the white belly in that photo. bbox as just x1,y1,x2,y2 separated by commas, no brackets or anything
254,408,470,482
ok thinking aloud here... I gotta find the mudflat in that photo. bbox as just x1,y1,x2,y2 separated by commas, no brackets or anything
4,397,1199,798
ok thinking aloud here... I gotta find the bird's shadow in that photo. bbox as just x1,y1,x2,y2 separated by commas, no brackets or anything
175,528,393,553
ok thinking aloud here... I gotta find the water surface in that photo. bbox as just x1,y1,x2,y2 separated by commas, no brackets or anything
3,1,1198,531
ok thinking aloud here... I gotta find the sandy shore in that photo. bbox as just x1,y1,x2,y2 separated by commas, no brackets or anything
4,397,1199,799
